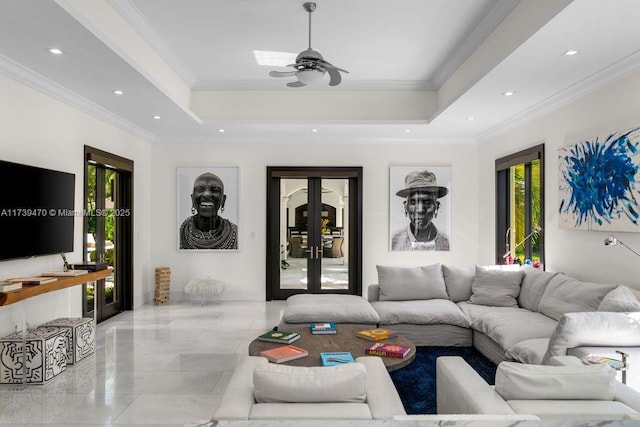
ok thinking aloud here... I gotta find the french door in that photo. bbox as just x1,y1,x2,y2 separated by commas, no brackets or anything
267,167,362,300
83,146,133,322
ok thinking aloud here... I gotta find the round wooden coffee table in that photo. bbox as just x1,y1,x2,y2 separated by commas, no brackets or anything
248,325,415,372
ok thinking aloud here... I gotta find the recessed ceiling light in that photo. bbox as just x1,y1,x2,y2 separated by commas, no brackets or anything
403,129,411,133
563,50,579,56
503,91,515,97
467,116,476,121
113,90,124,95
218,129,225,133
153,115,161,120
311,128,319,133
48,48,63,55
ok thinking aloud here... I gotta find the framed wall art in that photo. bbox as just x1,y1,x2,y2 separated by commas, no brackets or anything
559,126,640,231
389,165,452,251
177,166,239,250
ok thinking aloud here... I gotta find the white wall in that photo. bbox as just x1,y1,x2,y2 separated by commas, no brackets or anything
0,75,152,336
478,70,640,289
151,143,480,301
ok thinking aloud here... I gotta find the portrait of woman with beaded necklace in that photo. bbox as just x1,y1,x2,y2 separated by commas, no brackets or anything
179,172,238,249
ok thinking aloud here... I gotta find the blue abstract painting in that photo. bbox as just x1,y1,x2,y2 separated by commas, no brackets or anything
559,127,640,231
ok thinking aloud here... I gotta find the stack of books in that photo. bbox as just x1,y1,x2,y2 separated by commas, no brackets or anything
365,342,411,359
0,281,22,293
257,330,301,344
355,328,398,341
320,352,354,366
259,345,308,363
584,355,625,369
310,322,337,334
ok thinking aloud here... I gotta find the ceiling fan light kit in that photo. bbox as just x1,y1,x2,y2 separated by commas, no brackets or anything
269,2,348,87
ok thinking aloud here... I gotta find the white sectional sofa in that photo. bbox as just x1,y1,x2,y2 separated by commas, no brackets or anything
367,263,640,383
437,355,640,420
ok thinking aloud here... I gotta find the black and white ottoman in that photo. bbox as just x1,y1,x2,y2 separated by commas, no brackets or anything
38,317,95,365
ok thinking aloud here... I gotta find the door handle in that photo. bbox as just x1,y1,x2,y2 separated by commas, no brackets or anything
305,248,315,260
315,246,322,259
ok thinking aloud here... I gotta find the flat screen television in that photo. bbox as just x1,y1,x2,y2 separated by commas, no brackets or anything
0,160,75,261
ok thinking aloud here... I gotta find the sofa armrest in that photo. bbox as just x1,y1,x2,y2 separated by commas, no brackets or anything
436,356,515,415
356,356,406,419
212,356,267,420
543,312,640,364
367,284,380,302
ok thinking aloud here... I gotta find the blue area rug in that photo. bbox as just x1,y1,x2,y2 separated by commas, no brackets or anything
389,346,497,414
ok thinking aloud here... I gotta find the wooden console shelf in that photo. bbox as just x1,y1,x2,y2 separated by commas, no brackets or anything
0,269,112,306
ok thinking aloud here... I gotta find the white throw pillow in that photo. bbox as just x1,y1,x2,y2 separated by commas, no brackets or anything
377,264,448,301
599,285,640,312
538,274,617,321
253,362,367,403
495,361,616,401
442,265,474,302
467,266,524,307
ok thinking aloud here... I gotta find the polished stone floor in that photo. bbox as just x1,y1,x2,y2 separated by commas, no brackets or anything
0,301,287,426
279,257,348,290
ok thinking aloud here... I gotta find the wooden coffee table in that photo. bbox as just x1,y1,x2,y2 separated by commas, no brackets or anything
248,325,415,372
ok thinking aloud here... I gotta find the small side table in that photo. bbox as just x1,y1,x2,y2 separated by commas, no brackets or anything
584,350,629,384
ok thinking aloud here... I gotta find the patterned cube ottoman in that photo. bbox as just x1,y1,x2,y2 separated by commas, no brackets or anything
0,327,67,384
38,317,95,365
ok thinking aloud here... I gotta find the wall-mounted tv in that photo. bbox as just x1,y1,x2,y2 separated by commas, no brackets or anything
0,160,75,261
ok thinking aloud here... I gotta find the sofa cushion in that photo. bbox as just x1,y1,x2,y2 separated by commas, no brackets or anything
377,264,448,301
506,401,635,420
471,309,557,351
599,285,640,312
253,362,367,403
518,268,558,312
282,294,380,324
371,299,469,327
504,338,550,365
543,311,640,363
467,266,524,307
442,265,474,302
538,274,617,321
495,361,616,400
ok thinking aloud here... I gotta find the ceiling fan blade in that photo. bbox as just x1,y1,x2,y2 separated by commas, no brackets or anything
319,60,349,74
326,66,342,86
287,81,306,88
269,71,296,78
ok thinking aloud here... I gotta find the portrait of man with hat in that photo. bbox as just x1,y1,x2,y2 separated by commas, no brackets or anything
390,167,451,251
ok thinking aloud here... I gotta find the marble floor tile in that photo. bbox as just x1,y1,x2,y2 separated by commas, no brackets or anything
0,301,285,425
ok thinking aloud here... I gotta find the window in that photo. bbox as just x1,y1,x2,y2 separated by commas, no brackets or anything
495,144,544,266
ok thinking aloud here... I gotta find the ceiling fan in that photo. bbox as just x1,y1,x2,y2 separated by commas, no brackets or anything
269,2,349,87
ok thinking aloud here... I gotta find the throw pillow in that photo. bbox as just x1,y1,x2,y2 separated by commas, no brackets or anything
538,274,617,321
495,361,615,401
377,264,448,301
253,362,367,403
467,266,524,307
442,265,474,302
599,285,640,312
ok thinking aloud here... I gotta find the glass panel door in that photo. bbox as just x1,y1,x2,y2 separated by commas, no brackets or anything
279,178,309,291
320,178,348,290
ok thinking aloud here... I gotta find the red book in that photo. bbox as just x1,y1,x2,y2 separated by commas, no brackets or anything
365,342,411,359
259,345,309,363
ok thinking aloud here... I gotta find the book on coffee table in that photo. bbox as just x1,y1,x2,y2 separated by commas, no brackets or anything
310,322,337,334
320,352,354,366
257,330,301,344
365,342,411,359
583,355,625,369
260,345,308,363
355,328,398,341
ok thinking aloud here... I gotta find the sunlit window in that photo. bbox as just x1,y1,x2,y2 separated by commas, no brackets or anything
496,145,545,267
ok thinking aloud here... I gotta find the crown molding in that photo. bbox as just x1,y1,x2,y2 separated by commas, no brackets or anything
431,0,521,89
0,53,155,142
477,49,640,143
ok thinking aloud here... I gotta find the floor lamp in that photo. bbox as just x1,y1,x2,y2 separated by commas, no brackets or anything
603,235,640,257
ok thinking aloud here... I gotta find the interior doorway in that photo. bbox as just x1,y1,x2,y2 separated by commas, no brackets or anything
83,146,133,322
267,167,363,300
